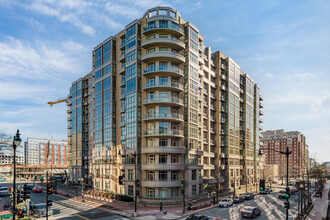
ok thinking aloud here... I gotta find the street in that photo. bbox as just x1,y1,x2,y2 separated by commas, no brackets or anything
0,182,127,220
186,189,300,220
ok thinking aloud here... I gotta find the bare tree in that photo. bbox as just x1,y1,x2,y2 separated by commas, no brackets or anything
0,130,12,143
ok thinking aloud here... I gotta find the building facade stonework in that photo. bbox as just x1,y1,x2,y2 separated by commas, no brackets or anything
67,7,263,203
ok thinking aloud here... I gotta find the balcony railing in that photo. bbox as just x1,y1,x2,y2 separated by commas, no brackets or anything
143,24,184,34
143,81,183,90
143,96,183,105
143,112,183,120
143,66,183,76
143,129,183,136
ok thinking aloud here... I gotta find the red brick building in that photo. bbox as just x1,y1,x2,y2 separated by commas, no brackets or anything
261,129,309,179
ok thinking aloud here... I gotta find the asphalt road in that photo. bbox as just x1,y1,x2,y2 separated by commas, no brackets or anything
0,182,128,220
185,190,301,220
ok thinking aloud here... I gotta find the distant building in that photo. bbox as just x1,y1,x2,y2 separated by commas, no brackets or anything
24,138,68,167
261,129,309,179
0,143,24,165
309,158,319,169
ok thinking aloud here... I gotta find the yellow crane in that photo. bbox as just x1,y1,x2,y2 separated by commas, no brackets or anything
47,97,68,107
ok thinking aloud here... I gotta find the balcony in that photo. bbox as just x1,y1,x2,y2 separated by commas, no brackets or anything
220,85,226,91
259,118,263,123
143,25,184,36
259,102,264,108
143,81,183,91
143,96,183,106
143,112,184,122
143,129,184,137
221,74,226,80
141,163,185,170
120,80,126,87
143,66,184,77
120,93,126,99
259,110,264,116
142,51,185,63
220,153,226,158
240,88,244,94
259,95,263,101
119,54,125,62
67,109,72,113
141,180,181,188
142,37,185,50
119,67,125,75
141,145,185,154
120,121,125,127
120,107,126,113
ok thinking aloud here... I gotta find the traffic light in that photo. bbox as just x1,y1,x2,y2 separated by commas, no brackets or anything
23,184,30,201
181,189,185,195
47,185,53,195
181,179,184,187
16,190,23,204
284,201,290,209
259,180,265,191
135,179,140,187
285,187,290,198
119,176,124,185
46,199,53,207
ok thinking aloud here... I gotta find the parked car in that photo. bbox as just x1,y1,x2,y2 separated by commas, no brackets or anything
278,190,290,198
0,187,10,197
32,186,43,193
290,186,298,194
186,214,210,220
218,198,233,207
242,192,255,200
241,206,261,218
288,181,295,186
233,196,245,203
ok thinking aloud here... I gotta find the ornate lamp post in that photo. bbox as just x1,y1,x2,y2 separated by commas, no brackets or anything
12,130,22,220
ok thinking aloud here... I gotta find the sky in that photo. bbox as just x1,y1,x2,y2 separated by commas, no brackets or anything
0,0,329,162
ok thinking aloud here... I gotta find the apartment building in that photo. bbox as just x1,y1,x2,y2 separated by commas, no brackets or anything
261,129,309,179
0,143,24,165
67,7,263,204
24,138,67,166
68,76,91,184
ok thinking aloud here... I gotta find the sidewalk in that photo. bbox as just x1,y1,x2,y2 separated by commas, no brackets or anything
52,186,230,219
307,182,329,220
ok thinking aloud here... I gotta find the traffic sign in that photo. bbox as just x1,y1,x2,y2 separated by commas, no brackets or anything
0,214,13,219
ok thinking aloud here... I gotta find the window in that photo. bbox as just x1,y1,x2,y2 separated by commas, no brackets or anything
159,155,168,164
159,61,168,71
126,64,137,79
190,27,199,42
147,188,155,198
148,48,156,53
159,47,168,51
104,89,112,102
95,81,102,94
159,138,168,147
126,107,136,122
126,37,136,49
104,128,111,141
192,170,196,180
171,155,178,164
190,52,198,64
126,93,136,108
104,115,111,128
126,50,136,63
159,76,168,85
103,102,112,115
95,94,102,106
95,47,102,60
94,59,102,69
128,185,134,196
103,77,112,90
104,52,111,63
95,70,102,80
103,64,111,75
128,169,134,180
104,41,111,54
126,25,136,40
147,155,155,163
192,185,196,195
147,171,155,181
95,118,102,130
159,122,168,134
159,171,167,181
126,78,137,93
159,20,168,28
126,122,137,138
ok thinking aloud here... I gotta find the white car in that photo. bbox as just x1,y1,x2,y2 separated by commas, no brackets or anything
218,198,233,207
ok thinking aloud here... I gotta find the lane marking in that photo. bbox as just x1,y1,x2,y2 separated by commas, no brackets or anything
74,213,90,220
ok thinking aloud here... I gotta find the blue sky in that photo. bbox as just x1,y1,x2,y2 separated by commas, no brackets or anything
0,0,329,162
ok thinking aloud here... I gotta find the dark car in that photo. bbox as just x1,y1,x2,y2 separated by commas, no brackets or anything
233,196,245,203
241,206,261,218
25,184,34,190
242,192,255,200
186,214,210,220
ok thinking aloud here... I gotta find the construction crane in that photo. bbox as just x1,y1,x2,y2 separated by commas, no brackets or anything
47,97,68,107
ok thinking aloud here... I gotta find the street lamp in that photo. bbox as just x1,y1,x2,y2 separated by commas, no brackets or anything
259,147,292,220
12,129,22,220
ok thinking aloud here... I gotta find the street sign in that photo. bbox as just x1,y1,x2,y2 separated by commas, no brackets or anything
0,214,13,219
